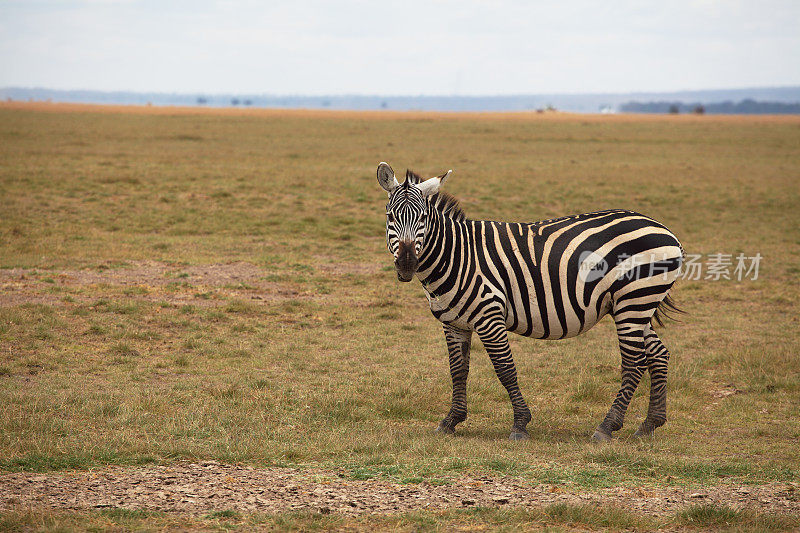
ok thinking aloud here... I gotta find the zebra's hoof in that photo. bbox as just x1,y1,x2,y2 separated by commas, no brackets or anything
633,422,655,438
509,429,530,441
435,422,456,435
591,429,613,442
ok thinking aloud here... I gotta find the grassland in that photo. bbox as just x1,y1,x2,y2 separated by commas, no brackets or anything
2,503,798,532
1,102,799,530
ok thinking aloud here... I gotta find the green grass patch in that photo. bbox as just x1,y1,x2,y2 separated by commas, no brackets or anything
0,452,158,473
676,504,799,531
224,299,260,314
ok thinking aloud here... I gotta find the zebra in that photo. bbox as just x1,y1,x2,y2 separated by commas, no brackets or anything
377,162,684,441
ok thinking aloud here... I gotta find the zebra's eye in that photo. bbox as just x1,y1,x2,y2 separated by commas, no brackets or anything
386,213,395,223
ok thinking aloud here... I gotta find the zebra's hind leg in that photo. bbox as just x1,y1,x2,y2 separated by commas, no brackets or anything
476,318,532,441
436,325,472,435
634,323,670,438
593,318,647,442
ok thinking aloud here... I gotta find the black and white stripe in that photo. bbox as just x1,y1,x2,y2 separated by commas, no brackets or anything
377,163,683,441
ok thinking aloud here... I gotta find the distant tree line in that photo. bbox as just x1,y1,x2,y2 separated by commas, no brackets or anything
620,99,800,114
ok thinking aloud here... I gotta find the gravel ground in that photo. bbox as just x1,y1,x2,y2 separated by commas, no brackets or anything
1,462,798,517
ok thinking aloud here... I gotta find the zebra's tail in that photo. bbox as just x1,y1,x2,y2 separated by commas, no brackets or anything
651,239,687,329
651,293,685,328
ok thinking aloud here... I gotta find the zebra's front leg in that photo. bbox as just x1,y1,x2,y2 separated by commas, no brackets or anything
436,325,472,435
477,319,532,441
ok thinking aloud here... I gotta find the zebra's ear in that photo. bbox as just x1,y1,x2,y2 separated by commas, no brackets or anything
377,162,399,194
418,169,453,197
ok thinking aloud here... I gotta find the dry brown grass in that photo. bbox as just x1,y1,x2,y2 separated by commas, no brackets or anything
5,100,800,123
0,102,799,528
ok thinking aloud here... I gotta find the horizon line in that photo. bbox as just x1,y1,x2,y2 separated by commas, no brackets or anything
3,85,800,98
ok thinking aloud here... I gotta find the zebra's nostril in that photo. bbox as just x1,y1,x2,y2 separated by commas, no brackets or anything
395,241,419,275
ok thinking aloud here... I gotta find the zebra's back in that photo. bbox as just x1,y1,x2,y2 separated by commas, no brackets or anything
469,210,683,340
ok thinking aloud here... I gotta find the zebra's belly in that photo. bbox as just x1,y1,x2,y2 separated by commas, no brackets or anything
505,287,614,340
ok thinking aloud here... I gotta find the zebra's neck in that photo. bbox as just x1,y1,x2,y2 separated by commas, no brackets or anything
416,201,467,293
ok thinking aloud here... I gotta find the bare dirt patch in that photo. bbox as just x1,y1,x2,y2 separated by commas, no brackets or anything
0,261,311,307
317,261,381,276
1,463,797,517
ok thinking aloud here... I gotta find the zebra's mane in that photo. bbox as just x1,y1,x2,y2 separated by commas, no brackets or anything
405,170,466,222
429,191,466,222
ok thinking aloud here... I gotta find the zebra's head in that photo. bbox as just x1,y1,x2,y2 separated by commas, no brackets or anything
377,162,452,282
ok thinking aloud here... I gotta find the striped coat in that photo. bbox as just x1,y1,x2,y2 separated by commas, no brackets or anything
378,163,683,441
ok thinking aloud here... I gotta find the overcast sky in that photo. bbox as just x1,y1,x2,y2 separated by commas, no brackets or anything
1,0,798,95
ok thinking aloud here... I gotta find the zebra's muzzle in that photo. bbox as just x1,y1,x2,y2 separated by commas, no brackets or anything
395,241,418,282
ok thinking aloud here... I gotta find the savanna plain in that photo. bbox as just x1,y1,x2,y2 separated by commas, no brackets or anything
0,103,799,531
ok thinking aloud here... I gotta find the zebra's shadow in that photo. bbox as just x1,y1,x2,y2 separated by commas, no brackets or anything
447,425,591,443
